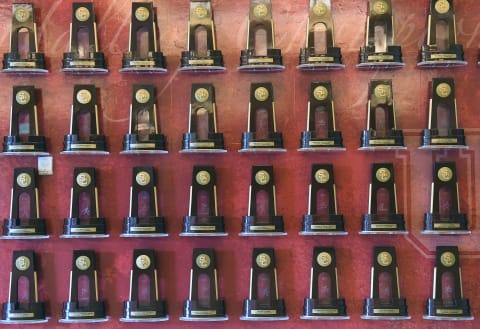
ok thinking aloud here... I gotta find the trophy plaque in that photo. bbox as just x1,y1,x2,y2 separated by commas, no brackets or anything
2,168,48,239
121,2,167,73
60,250,108,323
300,164,346,235
361,247,410,320
1,251,47,324
61,168,109,238
423,162,469,234
359,80,405,150
62,85,108,155
179,0,225,72
181,84,226,153
122,84,167,154
180,249,228,321
299,81,345,152
240,83,285,153
241,248,288,321
418,0,466,67
357,0,404,69
2,4,47,73
240,165,286,236
62,3,107,73
360,163,407,234
298,1,344,70
420,78,467,149
181,166,226,236
238,0,284,71
122,167,168,237
121,250,168,322
301,247,349,320
3,86,48,155
424,246,473,320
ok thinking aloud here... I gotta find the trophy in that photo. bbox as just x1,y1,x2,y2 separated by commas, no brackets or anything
361,247,410,320
300,164,346,235
181,166,227,236
2,168,48,239
122,167,168,237
423,162,469,234
3,86,48,155
358,0,404,69
0,251,47,324
181,83,226,153
2,4,47,73
61,168,109,238
62,85,108,154
420,78,467,149
301,247,349,320
180,249,228,321
241,248,288,321
121,250,168,322
240,82,285,153
62,3,107,73
238,0,284,71
60,250,108,323
298,0,344,70
240,165,286,236
299,81,345,151
424,246,473,320
179,0,224,72
359,80,405,150
360,163,407,234
122,84,168,154
418,0,466,67
121,2,167,73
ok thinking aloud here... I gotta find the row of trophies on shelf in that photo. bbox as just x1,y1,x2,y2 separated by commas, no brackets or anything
1,161,470,239
0,245,472,323
1,0,478,74
1,77,469,156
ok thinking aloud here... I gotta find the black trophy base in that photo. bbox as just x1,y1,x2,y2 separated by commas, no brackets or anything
239,132,285,153
62,134,109,155
240,299,288,321
60,301,108,323
422,213,470,235
361,298,410,320
121,216,168,238
420,129,467,150
179,50,225,72
2,218,49,239
180,215,227,237
62,52,108,73
121,134,168,154
359,130,406,151
120,52,167,73
120,300,168,323
301,298,349,320
357,46,404,69
298,131,345,152
238,49,284,72
2,52,48,74
360,214,407,235
299,214,347,236
180,299,228,322
418,44,467,68
240,215,286,236
2,135,48,156
424,298,473,320
60,217,109,239
297,47,345,70
1,302,47,324
180,132,226,154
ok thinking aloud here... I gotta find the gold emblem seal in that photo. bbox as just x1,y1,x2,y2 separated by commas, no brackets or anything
253,4,269,18
136,89,150,104
195,88,210,103
313,86,329,101
377,251,393,267
17,173,31,188
317,252,332,267
135,6,150,21
136,171,151,186
196,254,211,269
77,89,92,105
373,0,389,15
255,170,270,185
193,5,208,18
374,84,390,99
256,253,271,268
435,0,450,14
15,256,30,271
15,8,30,23
315,169,330,184
254,87,269,102
440,251,456,267
75,7,90,22
376,168,391,183
196,171,211,186
76,256,91,271
312,3,328,17
76,172,92,187
16,90,30,105
438,167,453,182
436,83,451,98
136,255,151,270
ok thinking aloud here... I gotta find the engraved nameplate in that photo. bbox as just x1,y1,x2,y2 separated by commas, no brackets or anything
368,55,394,61
431,138,458,144
369,139,396,145
313,309,339,314
190,226,216,231
71,227,97,233
311,224,337,230
129,61,155,66
251,310,277,315
188,59,214,65
371,224,398,229
71,144,97,149
434,223,461,229
374,308,400,314
69,61,96,67
248,58,274,64
249,141,275,147
10,62,36,67
9,145,35,150
250,225,276,231
191,310,217,316
131,311,157,316
131,143,156,149
68,311,95,317
436,309,464,315
10,228,36,233
9,312,34,318
309,140,335,146
130,227,156,232
431,54,458,59
190,142,215,148
308,57,335,62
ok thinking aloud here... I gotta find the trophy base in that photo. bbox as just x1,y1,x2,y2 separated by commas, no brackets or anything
298,47,344,71
121,300,168,322
362,298,410,320
181,132,226,153
61,217,108,238
241,299,288,321
358,46,404,70
1,302,46,323
240,132,285,153
63,134,108,154
122,216,167,237
359,130,405,150
423,213,469,234
181,215,227,236
2,218,48,238
121,52,167,73
424,298,473,320
122,134,167,154
3,135,48,155
420,129,467,149
300,214,346,235
61,301,107,323
180,299,227,322
418,45,467,68
238,49,284,72
179,50,225,73
240,215,286,236
62,52,108,73
299,131,345,151
302,298,349,320
0,318,49,324
3,52,48,74
361,214,407,234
